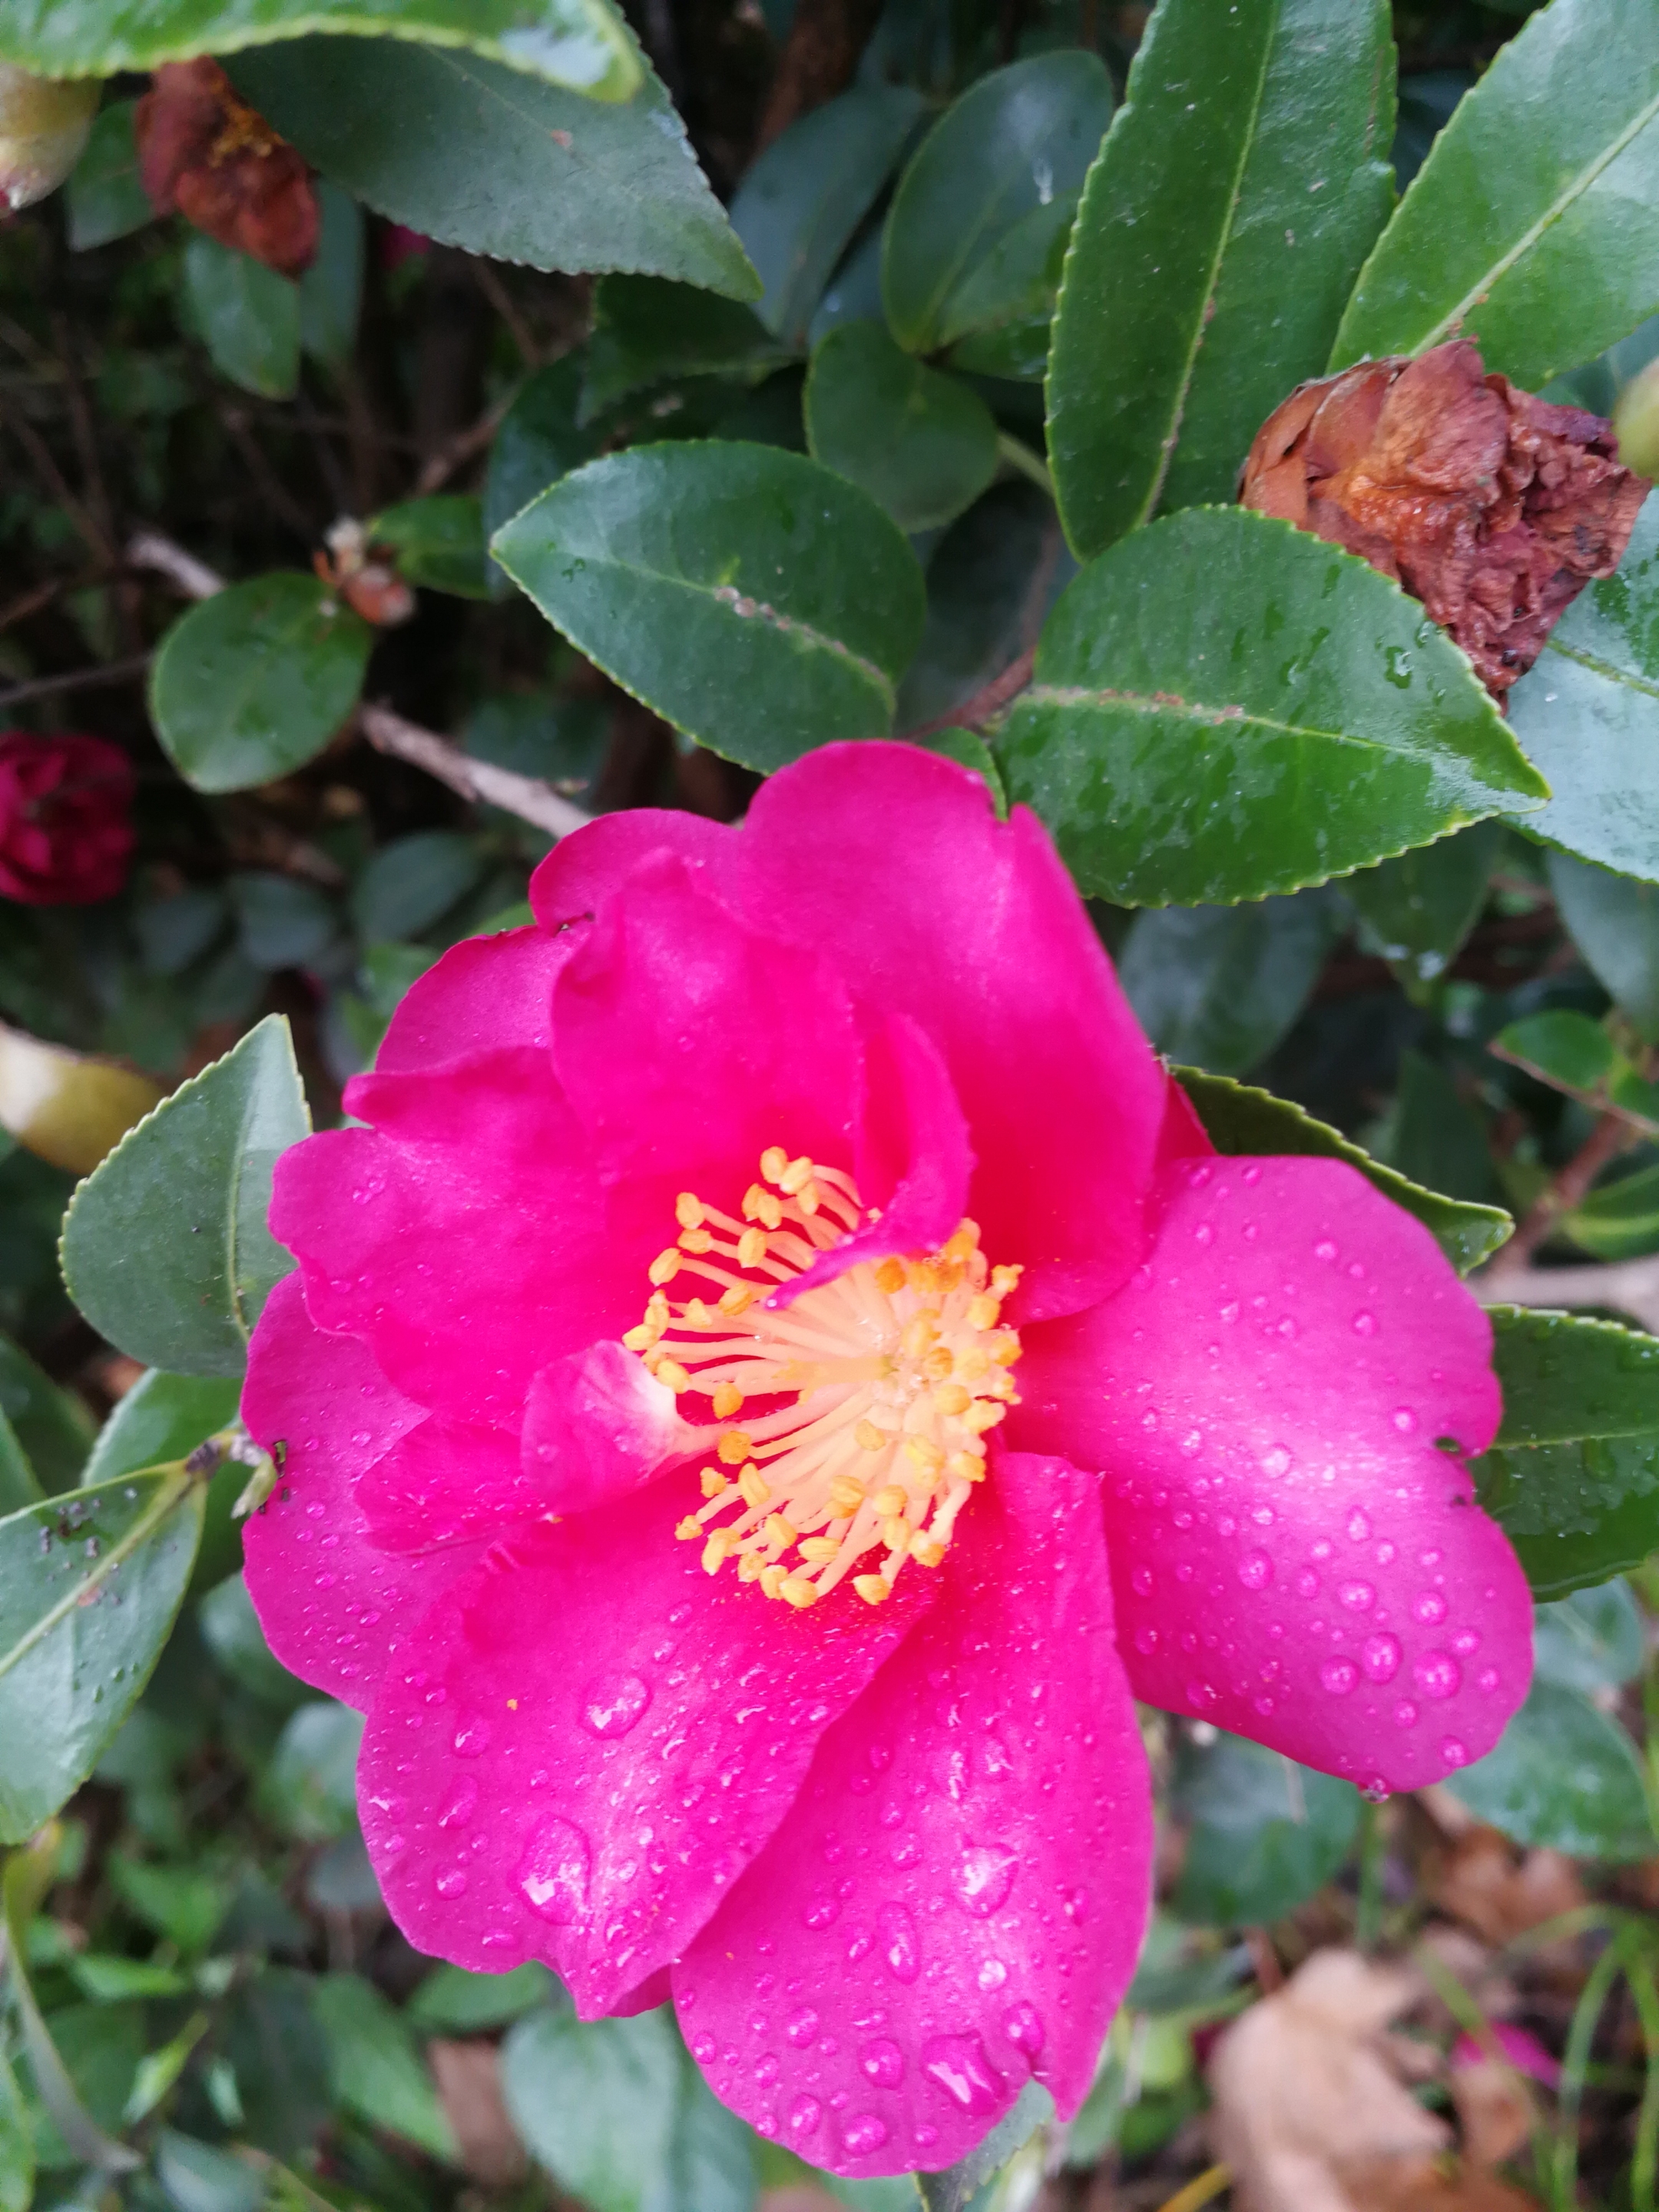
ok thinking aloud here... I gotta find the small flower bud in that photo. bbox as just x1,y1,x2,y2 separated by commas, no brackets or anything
0,65,99,213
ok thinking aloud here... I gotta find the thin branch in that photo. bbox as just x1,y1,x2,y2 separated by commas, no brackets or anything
6,414,105,566
472,261,541,371
0,655,152,711
360,704,592,839
127,531,227,601
413,392,513,496
898,646,1035,746
1475,1256,1659,1336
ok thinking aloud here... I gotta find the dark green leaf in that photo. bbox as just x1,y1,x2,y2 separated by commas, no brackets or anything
500,2006,681,2212
258,1700,363,1840
227,873,339,972
465,690,610,800
20,2001,145,2171
1533,1577,1644,1693
1047,0,1394,558
1488,1306,1659,1445
905,730,1007,815
882,51,1113,356
1118,895,1338,1077
1444,1677,1654,1859
370,495,489,598
654,2061,756,2212
894,478,1069,729
998,508,1545,906
0,1335,92,1495
1344,822,1502,990
181,236,300,402
1174,1066,1512,1273
1492,1010,1659,1131
65,99,151,250
0,1466,205,1843
0,2049,33,2212
312,1975,459,2161
484,359,597,576
1391,1049,1504,1210
583,276,788,419
351,832,485,942
406,1962,560,2033
298,180,363,368
0,1415,37,1518
0,0,641,101
197,1574,307,1710
154,2131,264,2212
61,1016,310,1378
492,442,925,770
1563,1161,1659,1260
148,574,373,795
230,38,756,298
109,1853,230,1952
805,323,998,531
1548,849,1659,1042
1508,495,1659,883
81,1370,242,1488
220,1969,333,2159
1171,1731,1361,1926
137,885,228,977
730,86,924,347
912,2081,1053,2212
1333,0,1659,389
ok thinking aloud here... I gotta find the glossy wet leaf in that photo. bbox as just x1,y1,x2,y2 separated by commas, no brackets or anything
894,479,1070,729
298,180,363,369
998,508,1545,906
1563,1163,1659,1260
805,323,998,532
882,51,1113,355
1047,0,1394,558
1508,495,1659,882
61,1016,310,1378
1474,1308,1659,1598
0,1336,91,1498
583,276,788,419
1344,822,1502,990
181,235,300,402
0,1466,206,1843
0,0,641,102
1532,1577,1644,1694
370,496,489,599
1334,0,1659,389
1445,1677,1654,1859
230,37,754,299
501,2005,682,2212
1171,1731,1361,1927
1174,1067,1512,1274
492,442,925,771
65,99,151,251
730,86,924,348
1118,894,1339,1078
313,1974,459,2161
0,1020,163,1177
1548,849,1659,1041
148,573,373,795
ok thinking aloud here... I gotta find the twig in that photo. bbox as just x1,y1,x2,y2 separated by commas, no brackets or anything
0,569,106,634
899,645,1035,746
1487,1110,1636,1272
472,262,541,371
0,655,153,711
360,704,591,839
1475,1255,1659,1335
127,531,227,601
413,392,512,496
1154,2166,1231,2212
996,430,1053,495
6,415,105,566
218,401,320,541
756,0,888,147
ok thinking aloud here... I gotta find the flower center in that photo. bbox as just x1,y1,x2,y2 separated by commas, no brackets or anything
623,1147,1022,1610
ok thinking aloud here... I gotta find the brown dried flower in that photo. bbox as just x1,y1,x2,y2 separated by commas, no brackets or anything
135,58,318,278
1240,339,1650,701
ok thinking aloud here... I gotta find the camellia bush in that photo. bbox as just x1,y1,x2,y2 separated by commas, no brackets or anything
9,0,1659,2206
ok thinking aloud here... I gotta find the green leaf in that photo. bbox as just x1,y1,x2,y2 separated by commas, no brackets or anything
1548,849,1659,1042
1118,895,1338,1077
1174,1066,1512,1273
483,359,597,566
197,1574,307,1710
61,1016,310,1379
227,873,339,972
109,1854,230,1953
493,442,925,771
406,1962,559,2034
220,1970,333,2159
905,730,1007,815
912,2081,1053,2212
1444,1677,1654,1859
0,1467,206,1844
148,574,373,795
1507,494,1659,883
998,508,1545,906
0,2050,33,2212
1391,1050,1503,1213
312,1975,458,2162
0,1336,92,1496
1473,1307,1659,1596
81,1372,242,1490
881,51,1113,356
805,323,998,532
258,1700,363,1841
583,276,789,419
230,38,754,298
500,2006,682,2212
1333,0,1659,389
351,832,485,942
1344,822,1502,991
369,496,488,599
0,0,641,102
1492,1010,1659,1131
0,1413,37,1522
1563,1161,1659,1260
1171,1732,1361,1926
894,478,1068,730
1533,1577,1644,1693
1047,0,1394,559
298,180,363,368
66,99,151,251
730,86,925,348
69,1954,190,2002
653,2062,756,2212
155,2130,263,2212
181,236,300,402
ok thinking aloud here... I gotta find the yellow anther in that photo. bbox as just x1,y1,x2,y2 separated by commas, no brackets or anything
684,1298,715,1329
902,1436,945,1481
743,1183,783,1229
968,1293,1001,1330
942,1219,981,1263
648,1247,682,1286
955,1347,992,1382
829,1475,867,1514
718,1284,754,1316
700,1467,730,1499
780,1575,820,1608
621,1321,660,1352
737,1227,768,1267
675,1192,706,1230
738,1465,772,1508
675,1516,703,1540
855,1420,889,1453
853,1574,891,1604
778,1155,815,1194
949,1450,988,1484
909,1534,948,1567
872,1485,908,1517
874,1257,906,1294
990,1264,1023,1298
760,1563,787,1599
988,1372,1020,1402
702,1532,735,1574
882,1516,910,1551
992,1333,1022,1366
760,1146,790,1185
763,1513,797,1548
934,1382,972,1417
717,1431,754,1465
738,1551,766,1581
922,1344,955,1382
799,1537,842,1565
712,1381,744,1418
655,1359,691,1394
796,1180,821,1216
678,1226,714,1254
962,1401,1007,1434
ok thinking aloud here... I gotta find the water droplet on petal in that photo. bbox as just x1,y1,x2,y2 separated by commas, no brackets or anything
1339,1580,1376,1612
1131,1565,1154,1596
1237,1550,1273,1591
859,2038,905,2087
1002,2002,1045,2058
786,2007,820,2048
1413,1651,1462,1700
840,2114,889,2157
582,1672,652,1738
1440,1737,1470,1769
1394,1700,1418,1727
787,2095,822,2139
1320,1658,1357,1696
518,1815,591,1924
922,2033,1004,2116
1361,1633,1402,1684
877,1902,920,1984
1346,1510,1371,1542
1353,1311,1377,1337
435,1868,467,1898
1412,1592,1447,1626
1134,1625,1160,1655
954,1842,1017,1918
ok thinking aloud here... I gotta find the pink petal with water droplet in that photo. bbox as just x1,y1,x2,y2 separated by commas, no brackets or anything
1015,1157,1531,1793
671,1452,1151,2178
357,1414,545,1551
354,1480,934,2018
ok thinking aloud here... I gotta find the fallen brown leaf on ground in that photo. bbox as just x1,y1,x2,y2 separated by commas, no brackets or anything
426,2038,528,2187
1422,1825,1586,1945
1449,2056,1536,2171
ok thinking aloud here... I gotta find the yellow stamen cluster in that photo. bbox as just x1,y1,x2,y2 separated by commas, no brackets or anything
626,1150,1022,1608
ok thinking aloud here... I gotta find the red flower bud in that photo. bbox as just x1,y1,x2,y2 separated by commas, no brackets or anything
0,730,135,906
1240,339,1651,701
134,58,318,278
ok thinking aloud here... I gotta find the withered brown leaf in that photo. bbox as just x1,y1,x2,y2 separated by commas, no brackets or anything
135,59,318,279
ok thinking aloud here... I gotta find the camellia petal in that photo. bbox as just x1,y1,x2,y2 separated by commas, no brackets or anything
1015,1156,1528,1793
240,1277,492,1705
673,1452,1151,2177
356,1416,548,1552
531,808,730,931
520,1340,698,1517
376,923,576,1072
355,1480,935,2016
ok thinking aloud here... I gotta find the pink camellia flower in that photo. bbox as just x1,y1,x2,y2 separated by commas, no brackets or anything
0,730,134,906
240,743,1532,2177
